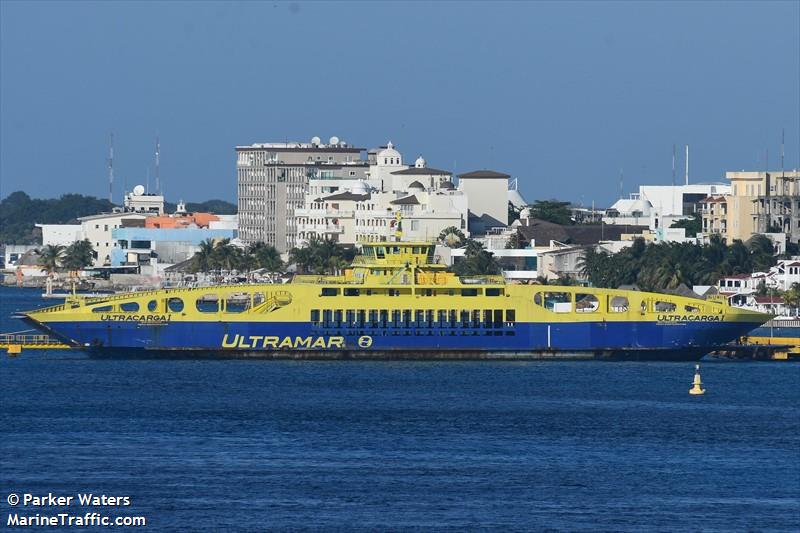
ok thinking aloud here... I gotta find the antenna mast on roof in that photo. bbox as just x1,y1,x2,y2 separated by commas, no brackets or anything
107,132,114,204
684,144,689,185
672,144,676,186
155,136,161,196
781,128,785,179
619,168,624,199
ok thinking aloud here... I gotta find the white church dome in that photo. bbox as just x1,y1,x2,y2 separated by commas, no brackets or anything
415,155,426,168
377,141,402,166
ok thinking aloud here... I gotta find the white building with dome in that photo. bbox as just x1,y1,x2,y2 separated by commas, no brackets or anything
365,141,408,191
389,154,454,192
295,141,468,245
603,183,731,235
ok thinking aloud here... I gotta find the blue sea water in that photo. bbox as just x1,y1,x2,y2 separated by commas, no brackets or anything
1,287,798,531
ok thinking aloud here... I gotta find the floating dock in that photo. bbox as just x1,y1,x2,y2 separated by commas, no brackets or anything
1,333,72,354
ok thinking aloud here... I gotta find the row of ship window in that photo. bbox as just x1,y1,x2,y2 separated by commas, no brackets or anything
321,287,503,297
310,309,515,330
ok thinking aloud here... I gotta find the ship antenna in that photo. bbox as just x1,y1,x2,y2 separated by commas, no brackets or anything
619,168,623,199
108,132,114,204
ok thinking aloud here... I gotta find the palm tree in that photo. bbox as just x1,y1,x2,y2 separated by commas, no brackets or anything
725,240,752,274
577,247,598,280
62,240,94,271
191,239,217,272
38,244,64,274
249,242,283,272
463,239,484,257
213,239,240,272
453,239,500,276
747,234,776,272
438,226,465,248
783,283,800,315
289,235,353,275
504,230,521,250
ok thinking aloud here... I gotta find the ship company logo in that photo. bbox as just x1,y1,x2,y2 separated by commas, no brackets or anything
222,334,345,349
100,314,170,323
357,335,373,348
656,314,722,322
220,334,376,350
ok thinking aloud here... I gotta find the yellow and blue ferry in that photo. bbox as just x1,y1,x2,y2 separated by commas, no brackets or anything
19,242,769,360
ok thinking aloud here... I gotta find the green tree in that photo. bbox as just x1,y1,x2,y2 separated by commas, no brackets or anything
755,280,768,296
747,234,776,272
784,283,800,314
38,244,64,274
529,200,573,225
248,242,284,272
212,239,243,271
669,212,702,237
453,239,501,276
0,191,115,244
724,240,752,274
288,236,354,275
505,230,521,249
163,199,238,215
508,202,521,225
288,244,314,274
192,239,217,272
555,274,577,286
62,240,94,271
438,226,466,248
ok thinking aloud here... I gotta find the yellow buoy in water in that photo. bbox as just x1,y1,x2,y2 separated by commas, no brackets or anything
689,363,705,395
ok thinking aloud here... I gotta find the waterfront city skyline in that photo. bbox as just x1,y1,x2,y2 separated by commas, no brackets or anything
1,1,798,206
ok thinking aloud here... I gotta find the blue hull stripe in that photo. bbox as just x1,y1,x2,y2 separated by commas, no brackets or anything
45,320,762,352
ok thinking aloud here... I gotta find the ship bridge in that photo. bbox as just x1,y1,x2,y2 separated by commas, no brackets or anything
291,242,498,288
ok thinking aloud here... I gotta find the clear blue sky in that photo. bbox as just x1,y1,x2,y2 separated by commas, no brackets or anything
1,1,798,207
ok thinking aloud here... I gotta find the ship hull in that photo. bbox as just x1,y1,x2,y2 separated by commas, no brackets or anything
29,318,763,361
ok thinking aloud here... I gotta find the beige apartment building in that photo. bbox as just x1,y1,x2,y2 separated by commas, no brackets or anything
752,171,800,242
701,170,800,244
